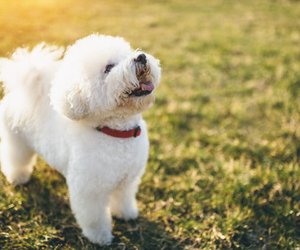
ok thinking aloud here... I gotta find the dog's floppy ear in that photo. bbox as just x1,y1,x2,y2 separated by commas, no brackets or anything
50,73,90,120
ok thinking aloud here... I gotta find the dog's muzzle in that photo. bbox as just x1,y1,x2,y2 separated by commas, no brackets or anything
130,54,154,97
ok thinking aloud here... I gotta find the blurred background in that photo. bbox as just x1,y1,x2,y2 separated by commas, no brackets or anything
0,0,299,249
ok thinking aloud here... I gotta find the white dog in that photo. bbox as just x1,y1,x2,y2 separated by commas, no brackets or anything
0,34,161,245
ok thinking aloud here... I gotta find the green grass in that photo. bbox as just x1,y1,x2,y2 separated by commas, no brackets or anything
0,0,300,249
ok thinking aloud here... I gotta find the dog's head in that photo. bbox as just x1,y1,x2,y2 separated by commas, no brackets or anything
50,34,161,125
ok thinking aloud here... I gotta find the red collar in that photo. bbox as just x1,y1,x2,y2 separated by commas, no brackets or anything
96,126,141,138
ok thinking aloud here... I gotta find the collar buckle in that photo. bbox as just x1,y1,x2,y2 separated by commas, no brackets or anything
133,126,141,137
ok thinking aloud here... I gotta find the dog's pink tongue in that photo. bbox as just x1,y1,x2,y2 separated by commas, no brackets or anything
140,82,154,91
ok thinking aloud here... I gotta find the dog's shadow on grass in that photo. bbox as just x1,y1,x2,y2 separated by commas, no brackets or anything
231,183,299,249
13,174,182,249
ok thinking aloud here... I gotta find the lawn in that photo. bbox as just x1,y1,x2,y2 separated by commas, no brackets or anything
0,0,300,249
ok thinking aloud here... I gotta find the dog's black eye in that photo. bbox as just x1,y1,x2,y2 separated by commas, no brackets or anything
104,64,115,73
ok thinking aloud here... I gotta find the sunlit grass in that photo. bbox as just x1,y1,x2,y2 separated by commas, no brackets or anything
0,0,300,249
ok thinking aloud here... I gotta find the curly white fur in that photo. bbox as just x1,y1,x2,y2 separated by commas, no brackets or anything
0,34,161,245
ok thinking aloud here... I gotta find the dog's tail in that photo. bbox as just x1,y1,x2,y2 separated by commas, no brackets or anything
0,43,64,95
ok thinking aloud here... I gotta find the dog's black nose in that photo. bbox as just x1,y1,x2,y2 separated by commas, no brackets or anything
135,54,147,65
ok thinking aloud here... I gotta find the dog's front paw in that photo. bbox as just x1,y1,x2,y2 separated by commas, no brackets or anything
111,203,139,221
82,227,114,246
1,167,31,185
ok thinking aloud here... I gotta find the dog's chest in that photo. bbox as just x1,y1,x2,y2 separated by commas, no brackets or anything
108,137,148,175
83,132,149,184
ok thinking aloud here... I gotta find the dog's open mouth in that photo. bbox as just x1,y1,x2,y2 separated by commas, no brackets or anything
130,81,154,97
128,54,154,97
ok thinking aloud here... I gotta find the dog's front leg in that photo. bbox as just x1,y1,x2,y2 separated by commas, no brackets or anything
67,177,113,246
110,177,141,220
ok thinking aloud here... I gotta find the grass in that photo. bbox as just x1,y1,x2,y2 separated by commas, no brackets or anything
0,0,300,249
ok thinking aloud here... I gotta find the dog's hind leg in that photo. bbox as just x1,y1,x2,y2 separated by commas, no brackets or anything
0,128,36,185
